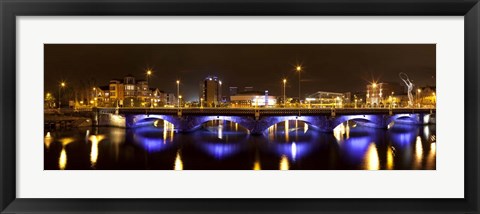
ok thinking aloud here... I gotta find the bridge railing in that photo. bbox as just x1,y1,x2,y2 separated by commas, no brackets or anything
96,107,435,116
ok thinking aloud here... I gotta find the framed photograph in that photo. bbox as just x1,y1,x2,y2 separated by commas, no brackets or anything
1,0,479,213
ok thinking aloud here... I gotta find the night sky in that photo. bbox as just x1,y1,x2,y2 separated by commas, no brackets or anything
44,44,435,101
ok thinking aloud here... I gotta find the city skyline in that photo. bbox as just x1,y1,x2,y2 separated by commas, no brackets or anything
45,44,436,101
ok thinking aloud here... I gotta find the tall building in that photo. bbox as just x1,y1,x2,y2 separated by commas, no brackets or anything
201,76,222,107
136,80,150,102
123,74,136,97
109,80,124,106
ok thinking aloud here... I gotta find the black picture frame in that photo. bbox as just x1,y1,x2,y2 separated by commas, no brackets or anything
1,0,479,213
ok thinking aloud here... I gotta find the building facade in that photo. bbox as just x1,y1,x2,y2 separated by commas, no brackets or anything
201,76,222,107
230,91,277,107
305,91,348,108
366,82,402,107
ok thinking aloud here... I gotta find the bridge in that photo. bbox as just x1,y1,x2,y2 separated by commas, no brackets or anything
93,107,436,135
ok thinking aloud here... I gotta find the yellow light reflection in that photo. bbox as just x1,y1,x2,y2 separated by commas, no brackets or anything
345,122,350,139
333,123,346,142
89,135,104,168
386,146,394,170
253,161,261,170
304,123,308,133
44,132,53,149
59,148,67,170
415,136,423,168
279,155,290,170
170,122,174,142
60,137,75,146
427,142,436,169
174,151,183,170
268,125,274,142
365,143,379,170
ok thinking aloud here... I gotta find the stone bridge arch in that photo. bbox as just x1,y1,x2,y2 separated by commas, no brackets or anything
333,114,387,130
126,114,183,128
126,114,257,133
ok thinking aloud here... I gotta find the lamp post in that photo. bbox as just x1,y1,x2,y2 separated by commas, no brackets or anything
296,65,302,107
176,80,180,108
219,81,222,108
146,70,152,86
200,97,204,108
146,70,152,108
283,78,287,107
58,82,65,111
178,95,182,108
93,87,97,107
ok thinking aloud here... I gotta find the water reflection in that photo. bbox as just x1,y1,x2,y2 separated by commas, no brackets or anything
59,148,67,170
174,150,183,170
365,143,380,170
279,155,289,170
89,135,104,168
44,119,436,170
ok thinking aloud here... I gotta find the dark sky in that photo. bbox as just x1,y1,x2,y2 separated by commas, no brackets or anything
44,44,435,101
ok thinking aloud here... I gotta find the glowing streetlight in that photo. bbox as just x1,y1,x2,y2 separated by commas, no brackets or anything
372,83,377,88
176,80,180,108
58,82,66,110
178,95,183,108
283,78,287,107
200,97,204,108
295,65,302,106
146,70,152,86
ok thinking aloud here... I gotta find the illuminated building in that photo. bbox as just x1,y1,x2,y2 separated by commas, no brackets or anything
109,80,124,106
201,76,222,107
305,91,348,108
123,74,136,97
230,91,277,107
366,82,402,107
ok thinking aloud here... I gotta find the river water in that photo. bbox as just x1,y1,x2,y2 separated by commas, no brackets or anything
44,120,436,170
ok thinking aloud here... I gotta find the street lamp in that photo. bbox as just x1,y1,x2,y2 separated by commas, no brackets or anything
58,82,65,110
176,80,180,108
146,70,152,84
296,65,302,106
178,95,182,108
200,97,204,108
93,87,97,107
218,81,222,107
283,78,287,107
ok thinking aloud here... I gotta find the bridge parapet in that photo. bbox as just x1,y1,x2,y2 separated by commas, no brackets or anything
98,107,435,116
